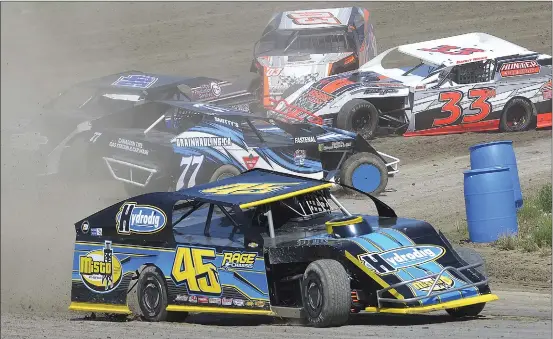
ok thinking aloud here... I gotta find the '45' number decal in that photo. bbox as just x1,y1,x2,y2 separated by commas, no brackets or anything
171,246,221,295
433,88,496,127
176,155,204,190
287,12,341,25
419,45,485,56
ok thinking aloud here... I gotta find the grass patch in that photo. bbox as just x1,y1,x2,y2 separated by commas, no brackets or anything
494,183,552,252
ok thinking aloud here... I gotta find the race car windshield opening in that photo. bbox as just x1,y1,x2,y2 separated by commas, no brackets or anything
255,28,352,56
45,86,140,114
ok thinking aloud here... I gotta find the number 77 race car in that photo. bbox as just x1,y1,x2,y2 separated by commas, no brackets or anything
272,32,552,139
69,169,498,327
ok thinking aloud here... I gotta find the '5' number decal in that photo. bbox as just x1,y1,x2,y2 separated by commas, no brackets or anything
433,88,496,127
171,246,221,295
287,12,341,25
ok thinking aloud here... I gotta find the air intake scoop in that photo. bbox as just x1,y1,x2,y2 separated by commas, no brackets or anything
325,215,373,238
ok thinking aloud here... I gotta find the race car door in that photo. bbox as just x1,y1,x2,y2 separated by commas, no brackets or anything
170,203,271,311
409,61,499,135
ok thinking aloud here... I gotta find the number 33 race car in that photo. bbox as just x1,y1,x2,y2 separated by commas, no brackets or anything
69,169,498,327
273,32,552,138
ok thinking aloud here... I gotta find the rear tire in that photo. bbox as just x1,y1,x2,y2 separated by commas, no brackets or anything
499,98,534,132
340,152,388,195
132,266,172,322
301,260,351,328
209,164,242,182
336,99,379,139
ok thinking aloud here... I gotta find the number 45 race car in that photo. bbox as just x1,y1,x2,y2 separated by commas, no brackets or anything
273,32,552,138
69,169,498,327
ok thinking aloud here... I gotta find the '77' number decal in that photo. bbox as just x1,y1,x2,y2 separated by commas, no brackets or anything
176,155,204,191
433,88,496,127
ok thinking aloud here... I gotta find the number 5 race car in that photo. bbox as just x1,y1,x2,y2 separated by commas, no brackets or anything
69,169,498,327
250,7,377,111
272,32,552,138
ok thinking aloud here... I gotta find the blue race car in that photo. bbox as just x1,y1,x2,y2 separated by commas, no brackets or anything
69,169,498,327
48,100,399,196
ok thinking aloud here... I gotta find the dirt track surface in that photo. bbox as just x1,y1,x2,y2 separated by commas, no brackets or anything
1,1,551,337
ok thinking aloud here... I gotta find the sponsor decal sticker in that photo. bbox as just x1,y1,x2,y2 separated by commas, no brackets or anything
364,87,399,95
359,245,445,274
222,297,233,306
174,137,232,148
229,103,250,112
245,301,254,307
412,276,454,292
188,295,198,304
242,154,260,170
79,241,122,293
306,89,333,105
541,80,552,100
175,294,189,302
91,228,103,237
198,296,209,304
201,182,300,195
221,251,257,270
214,116,239,128
294,136,316,144
111,74,158,89
116,202,167,235
254,300,266,308
500,60,541,77
81,221,90,233
209,297,222,305
247,242,259,248
321,141,352,151
109,138,149,155
294,149,306,166
232,299,245,307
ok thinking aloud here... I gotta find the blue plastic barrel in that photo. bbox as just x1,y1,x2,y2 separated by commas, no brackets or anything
463,167,518,243
469,141,523,209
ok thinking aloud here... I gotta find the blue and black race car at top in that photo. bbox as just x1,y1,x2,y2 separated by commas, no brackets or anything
70,169,498,327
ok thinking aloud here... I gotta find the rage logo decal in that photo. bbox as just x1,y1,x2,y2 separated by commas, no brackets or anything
116,202,167,235
79,241,122,293
359,245,445,274
412,276,454,292
200,183,300,195
111,74,158,89
221,251,257,270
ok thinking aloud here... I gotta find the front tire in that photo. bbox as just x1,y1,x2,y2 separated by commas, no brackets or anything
134,266,170,322
301,260,351,328
336,99,379,139
446,302,486,318
340,152,388,195
500,98,534,132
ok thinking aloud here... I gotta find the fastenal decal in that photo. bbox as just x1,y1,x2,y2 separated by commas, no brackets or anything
412,276,454,292
174,137,232,148
294,136,316,144
359,245,445,274
109,138,149,155
221,251,257,270
500,60,541,77
115,202,167,235
200,182,300,195
79,241,122,293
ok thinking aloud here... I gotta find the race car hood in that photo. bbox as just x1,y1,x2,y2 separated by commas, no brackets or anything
257,53,354,96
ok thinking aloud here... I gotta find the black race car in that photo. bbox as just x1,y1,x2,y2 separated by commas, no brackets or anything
6,71,260,175
69,169,498,327
50,100,399,196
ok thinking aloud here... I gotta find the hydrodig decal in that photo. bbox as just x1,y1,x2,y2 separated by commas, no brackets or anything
115,202,167,235
79,241,122,293
358,245,445,275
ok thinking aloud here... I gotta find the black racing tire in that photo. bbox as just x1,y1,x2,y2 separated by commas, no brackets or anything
340,152,388,195
133,266,171,322
336,99,379,139
282,84,304,101
301,260,351,328
209,164,242,182
446,302,486,318
499,98,534,132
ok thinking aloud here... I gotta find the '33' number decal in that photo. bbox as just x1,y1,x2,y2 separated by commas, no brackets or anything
176,155,204,190
419,45,485,56
287,12,341,25
171,246,221,295
433,88,496,127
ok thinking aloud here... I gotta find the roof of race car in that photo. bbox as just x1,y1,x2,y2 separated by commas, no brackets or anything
155,100,257,117
398,32,536,67
175,169,332,209
277,7,354,29
76,71,220,93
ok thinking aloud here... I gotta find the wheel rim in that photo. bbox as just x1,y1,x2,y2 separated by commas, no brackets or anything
351,164,381,193
304,276,323,317
506,106,528,129
352,109,371,132
141,276,163,316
